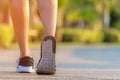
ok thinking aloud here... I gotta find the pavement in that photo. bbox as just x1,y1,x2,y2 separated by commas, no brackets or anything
0,45,120,80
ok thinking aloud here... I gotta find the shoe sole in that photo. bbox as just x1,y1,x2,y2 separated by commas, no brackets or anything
36,36,56,75
17,66,34,73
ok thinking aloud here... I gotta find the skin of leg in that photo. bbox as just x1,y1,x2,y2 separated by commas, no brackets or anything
37,0,58,37
10,0,31,58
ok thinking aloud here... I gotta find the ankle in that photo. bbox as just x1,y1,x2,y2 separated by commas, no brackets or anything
45,34,55,37
20,54,32,58
20,49,32,58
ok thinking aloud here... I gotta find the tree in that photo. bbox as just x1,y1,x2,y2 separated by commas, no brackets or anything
103,0,110,31
58,0,100,29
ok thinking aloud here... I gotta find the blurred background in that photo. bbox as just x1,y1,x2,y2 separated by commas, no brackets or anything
0,0,120,48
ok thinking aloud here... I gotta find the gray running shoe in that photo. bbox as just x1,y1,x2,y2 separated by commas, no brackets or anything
36,36,56,75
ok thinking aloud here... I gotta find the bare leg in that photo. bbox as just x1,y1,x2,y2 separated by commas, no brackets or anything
37,0,58,36
10,0,31,58
36,0,57,74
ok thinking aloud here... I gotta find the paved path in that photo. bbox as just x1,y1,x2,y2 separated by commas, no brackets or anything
0,46,120,80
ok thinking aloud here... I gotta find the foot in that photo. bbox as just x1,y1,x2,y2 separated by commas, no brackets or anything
36,36,56,75
17,56,34,73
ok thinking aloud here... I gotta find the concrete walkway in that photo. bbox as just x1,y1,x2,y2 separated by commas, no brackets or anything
0,46,120,80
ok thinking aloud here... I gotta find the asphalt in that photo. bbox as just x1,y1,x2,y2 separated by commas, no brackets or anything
0,46,120,80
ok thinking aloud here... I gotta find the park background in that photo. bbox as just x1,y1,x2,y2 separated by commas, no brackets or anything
0,0,120,48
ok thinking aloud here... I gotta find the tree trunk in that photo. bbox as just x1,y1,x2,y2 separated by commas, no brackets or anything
103,0,110,31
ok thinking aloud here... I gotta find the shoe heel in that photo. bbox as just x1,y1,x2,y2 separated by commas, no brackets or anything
36,36,56,75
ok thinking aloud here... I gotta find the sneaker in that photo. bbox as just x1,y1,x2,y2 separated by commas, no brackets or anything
17,56,34,73
36,36,56,75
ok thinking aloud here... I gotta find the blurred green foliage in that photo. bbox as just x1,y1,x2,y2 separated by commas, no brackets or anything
29,23,45,42
58,0,104,28
0,24,120,48
104,29,120,43
57,28,120,44
58,28,104,44
0,24,14,48
0,23,45,48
